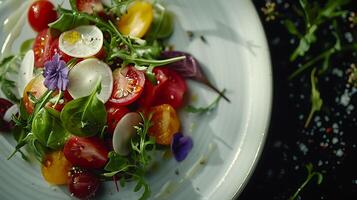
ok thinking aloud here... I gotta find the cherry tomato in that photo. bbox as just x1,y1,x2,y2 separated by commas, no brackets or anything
49,38,73,63
22,76,71,114
33,28,53,68
148,104,180,145
68,167,100,199
23,75,47,114
63,136,109,169
118,1,153,38
139,67,187,109
106,104,130,134
77,0,104,14
0,98,14,132
153,68,187,108
108,66,145,106
41,151,72,185
28,0,58,32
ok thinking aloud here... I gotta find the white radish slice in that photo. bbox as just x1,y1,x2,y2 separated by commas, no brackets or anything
113,112,143,156
59,25,103,58
3,104,19,122
17,50,34,97
68,58,113,103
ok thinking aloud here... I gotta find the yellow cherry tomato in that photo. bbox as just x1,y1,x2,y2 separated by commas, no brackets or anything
118,1,153,38
148,104,180,145
41,151,72,185
23,75,48,114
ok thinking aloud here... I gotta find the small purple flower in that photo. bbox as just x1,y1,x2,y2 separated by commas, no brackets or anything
171,132,193,162
43,53,69,91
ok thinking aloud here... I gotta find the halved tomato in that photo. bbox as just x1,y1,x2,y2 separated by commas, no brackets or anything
33,28,53,68
139,67,187,109
108,66,145,106
23,75,72,114
63,136,109,169
41,150,72,185
118,0,153,38
148,104,180,145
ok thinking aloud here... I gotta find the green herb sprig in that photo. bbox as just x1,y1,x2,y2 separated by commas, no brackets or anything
288,163,323,200
185,89,226,114
103,113,155,200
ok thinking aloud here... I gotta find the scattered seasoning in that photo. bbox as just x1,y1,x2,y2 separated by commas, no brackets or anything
199,35,208,44
186,31,194,40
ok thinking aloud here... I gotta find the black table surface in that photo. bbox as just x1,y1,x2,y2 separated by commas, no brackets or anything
239,1,357,200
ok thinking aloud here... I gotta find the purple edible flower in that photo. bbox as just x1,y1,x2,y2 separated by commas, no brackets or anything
171,132,193,162
43,53,69,91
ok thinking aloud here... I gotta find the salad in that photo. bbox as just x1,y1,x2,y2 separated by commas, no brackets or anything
0,0,228,199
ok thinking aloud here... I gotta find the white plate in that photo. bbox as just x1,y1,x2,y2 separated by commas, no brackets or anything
0,0,272,199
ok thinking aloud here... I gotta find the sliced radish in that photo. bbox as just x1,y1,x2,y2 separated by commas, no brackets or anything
112,112,142,156
3,104,19,122
59,25,103,58
68,58,113,103
17,50,34,97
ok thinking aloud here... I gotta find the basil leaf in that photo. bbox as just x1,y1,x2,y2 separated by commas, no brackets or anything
49,13,90,32
60,80,107,137
20,39,34,55
32,107,69,149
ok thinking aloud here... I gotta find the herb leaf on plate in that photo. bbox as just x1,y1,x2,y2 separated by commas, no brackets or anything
61,78,107,137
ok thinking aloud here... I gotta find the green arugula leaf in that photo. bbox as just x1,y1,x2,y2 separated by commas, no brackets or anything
0,55,20,103
185,89,226,114
60,79,107,137
304,68,323,128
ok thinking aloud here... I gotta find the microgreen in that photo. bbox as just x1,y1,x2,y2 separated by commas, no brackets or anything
0,56,20,103
304,68,323,128
288,163,323,200
103,113,155,200
185,89,226,114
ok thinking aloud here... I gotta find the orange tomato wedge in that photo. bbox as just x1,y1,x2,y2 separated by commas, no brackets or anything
118,1,153,38
41,151,72,185
148,104,180,145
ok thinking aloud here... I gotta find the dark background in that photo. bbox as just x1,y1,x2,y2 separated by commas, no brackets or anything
239,1,357,200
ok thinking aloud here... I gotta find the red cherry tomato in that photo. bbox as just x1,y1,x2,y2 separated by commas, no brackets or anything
0,98,14,132
28,0,57,32
68,167,100,199
106,104,130,134
139,67,187,109
32,28,53,68
154,68,187,108
109,67,145,106
49,38,73,63
77,0,104,14
63,136,108,169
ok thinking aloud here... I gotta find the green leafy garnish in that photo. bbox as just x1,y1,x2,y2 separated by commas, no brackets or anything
288,163,323,200
0,56,20,103
60,78,107,137
304,68,323,128
20,39,35,55
289,0,349,61
103,113,155,200
32,107,69,149
185,89,226,114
